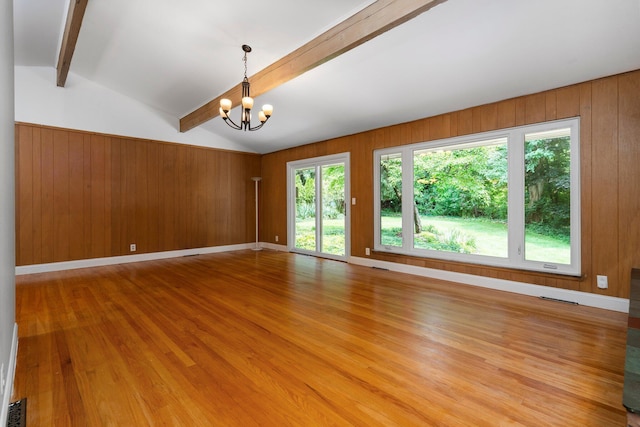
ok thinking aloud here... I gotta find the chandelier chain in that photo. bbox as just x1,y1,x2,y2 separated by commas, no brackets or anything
243,51,248,79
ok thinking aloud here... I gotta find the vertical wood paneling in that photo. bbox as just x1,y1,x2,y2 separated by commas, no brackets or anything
556,85,580,119
175,145,189,249
496,99,516,129
545,91,557,121
16,125,33,265
186,148,202,248
395,123,412,146
591,77,620,293
52,130,70,262
82,134,92,258
325,138,346,157
577,83,593,292
104,138,112,255
121,139,137,253
617,72,640,296
146,142,160,252
249,156,261,243
214,150,226,245
109,138,122,256
578,82,593,294
206,148,217,245
90,135,106,259
134,140,149,253
515,98,526,126
351,133,373,257
449,112,459,137
68,132,85,260
228,153,245,244
184,148,196,248
457,108,473,135
15,124,260,265
260,154,280,245
524,93,546,124
40,129,54,263
14,125,20,261
410,119,428,142
429,115,450,141
159,144,176,250
472,104,497,133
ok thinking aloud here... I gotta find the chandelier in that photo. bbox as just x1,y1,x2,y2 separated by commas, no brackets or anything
219,45,273,131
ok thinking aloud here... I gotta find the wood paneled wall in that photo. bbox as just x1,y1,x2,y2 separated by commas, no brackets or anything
15,124,261,265
14,71,640,298
260,70,640,299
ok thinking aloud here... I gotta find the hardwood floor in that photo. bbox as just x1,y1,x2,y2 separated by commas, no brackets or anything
13,250,628,426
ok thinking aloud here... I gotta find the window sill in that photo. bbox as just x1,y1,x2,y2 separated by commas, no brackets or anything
370,249,585,281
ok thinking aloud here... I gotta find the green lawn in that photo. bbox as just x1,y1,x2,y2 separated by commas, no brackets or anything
382,215,570,264
296,215,570,264
295,218,346,256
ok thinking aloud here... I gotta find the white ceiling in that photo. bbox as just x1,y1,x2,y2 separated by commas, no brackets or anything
13,0,640,154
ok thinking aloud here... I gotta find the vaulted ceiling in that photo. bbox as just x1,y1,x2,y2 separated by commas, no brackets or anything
13,0,640,154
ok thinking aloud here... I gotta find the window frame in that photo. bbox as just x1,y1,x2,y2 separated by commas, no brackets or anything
373,118,581,276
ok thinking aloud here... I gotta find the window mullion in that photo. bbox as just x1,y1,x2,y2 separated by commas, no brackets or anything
508,132,525,265
316,165,322,253
401,148,413,251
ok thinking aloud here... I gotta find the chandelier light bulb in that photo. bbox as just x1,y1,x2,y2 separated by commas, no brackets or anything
220,98,232,112
242,96,254,110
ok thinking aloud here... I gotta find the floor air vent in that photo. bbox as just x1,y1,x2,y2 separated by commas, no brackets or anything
540,296,579,305
7,398,26,427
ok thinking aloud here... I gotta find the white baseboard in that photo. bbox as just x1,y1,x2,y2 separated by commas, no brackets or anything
260,242,288,252
15,243,256,275
0,323,18,427
14,246,628,312
348,256,629,313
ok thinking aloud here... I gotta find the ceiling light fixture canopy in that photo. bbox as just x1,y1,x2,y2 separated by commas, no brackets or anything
219,45,273,131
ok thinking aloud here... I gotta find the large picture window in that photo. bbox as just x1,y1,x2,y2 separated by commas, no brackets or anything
374,118,580,276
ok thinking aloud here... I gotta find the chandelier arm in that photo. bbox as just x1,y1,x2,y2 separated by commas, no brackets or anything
247,116,270,131
222,115,243,130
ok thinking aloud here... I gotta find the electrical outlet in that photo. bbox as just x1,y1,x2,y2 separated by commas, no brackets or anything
596,275,608,289
275,235,279,242
365,247,370,256
130,243,137,252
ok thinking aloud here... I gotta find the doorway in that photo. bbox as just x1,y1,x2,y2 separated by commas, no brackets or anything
287,153,350,261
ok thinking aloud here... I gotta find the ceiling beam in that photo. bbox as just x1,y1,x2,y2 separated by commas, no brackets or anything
179,0,447,132
56,0,89,87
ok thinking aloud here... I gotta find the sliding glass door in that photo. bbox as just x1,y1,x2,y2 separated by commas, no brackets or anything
288,153,350,261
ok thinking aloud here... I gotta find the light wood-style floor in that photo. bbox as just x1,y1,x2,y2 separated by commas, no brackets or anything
13,250,628,426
